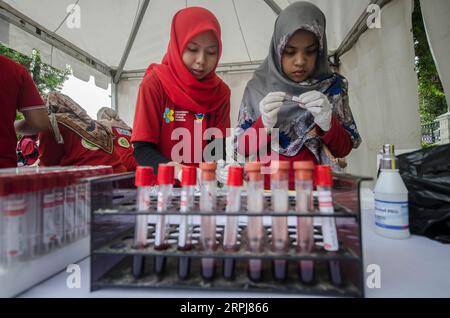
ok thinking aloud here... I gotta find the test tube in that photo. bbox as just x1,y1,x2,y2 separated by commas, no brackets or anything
41,173,57,253
293,161,315,283
315,165,341,286
154,164,174,275
53,172,65,247
270,160,290,281
133,166,154,278
26,172,42,258
199,162,217,280
223,165,244,280
245,162,265,281
2,176,27,265
24,173,39,259
63,171,76,244
0,178,5,267
284,94,302,104
74,169,88,240
178,166,196,279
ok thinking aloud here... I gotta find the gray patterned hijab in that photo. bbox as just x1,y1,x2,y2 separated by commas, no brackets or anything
235,1,361,160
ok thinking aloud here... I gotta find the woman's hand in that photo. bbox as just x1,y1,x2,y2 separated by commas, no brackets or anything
170,162,202,190
216,159,230,185
297,91,332,132
259,92,286,133
168,161,185,182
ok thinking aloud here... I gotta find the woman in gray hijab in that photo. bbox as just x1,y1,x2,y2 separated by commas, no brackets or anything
234,1,361,188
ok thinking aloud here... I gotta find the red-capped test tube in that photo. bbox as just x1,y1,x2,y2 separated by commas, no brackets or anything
27,172,42,258
154,164,174,275
53,171,65,247
199,162,217,280
41,172,57,253
315,165,341,286
133,166,154,278
74,168,89,240
223,165,244,280
178,165,196,279
245,162,265,281
270,160,290,281
294,161,315,283
63,170,77,243
1,175,27,265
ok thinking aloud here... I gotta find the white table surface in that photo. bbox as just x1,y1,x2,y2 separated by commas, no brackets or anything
19,189,450,298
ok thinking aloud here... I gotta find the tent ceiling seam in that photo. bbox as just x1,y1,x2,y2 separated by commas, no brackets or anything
332,0,392,62
120,60,265,79
232,0,252,63
0,0,112,77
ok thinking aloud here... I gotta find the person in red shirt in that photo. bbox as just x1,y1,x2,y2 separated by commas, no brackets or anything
38,92,126,173
97,107,137,172
234,2,362,189
17,135,39,166
131,7,231,178
0,54,49,168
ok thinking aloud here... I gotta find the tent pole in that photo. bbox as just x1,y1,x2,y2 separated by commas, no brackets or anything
0,15,9,43
263,0,281,15
111,81,119,112
112,0,150,84
119,60,264,80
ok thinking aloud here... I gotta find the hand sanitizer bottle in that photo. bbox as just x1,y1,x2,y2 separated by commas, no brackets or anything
374,144,410,239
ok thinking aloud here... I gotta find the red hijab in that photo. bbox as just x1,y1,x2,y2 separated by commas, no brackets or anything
146,7,230,114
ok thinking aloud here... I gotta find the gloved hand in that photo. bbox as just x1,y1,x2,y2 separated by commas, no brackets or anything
259,92,286,133
170,161,185,182
196,167,202,191
216,159,229,185
175,163,202,192
297,91,332,132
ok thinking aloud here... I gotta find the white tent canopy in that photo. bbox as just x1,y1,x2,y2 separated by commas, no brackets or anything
1,0,375,87
2,0,448,179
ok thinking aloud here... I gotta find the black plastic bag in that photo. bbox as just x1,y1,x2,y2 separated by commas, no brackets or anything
398,144,450,243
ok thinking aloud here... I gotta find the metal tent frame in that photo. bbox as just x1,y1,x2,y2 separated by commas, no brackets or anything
0,0,391,110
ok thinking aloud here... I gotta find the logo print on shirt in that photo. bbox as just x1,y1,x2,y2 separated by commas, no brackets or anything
174,110,188,122
81,139,99,151
118,137,130,148
116,128,132,136
163,107,174,123
195,113,205,121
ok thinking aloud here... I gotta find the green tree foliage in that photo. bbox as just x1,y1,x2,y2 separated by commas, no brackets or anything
0,42,71,120
412,0,447,125
0,43,71,95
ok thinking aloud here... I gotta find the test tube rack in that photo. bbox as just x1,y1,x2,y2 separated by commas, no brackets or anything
0,166,112,297
89,173,371,297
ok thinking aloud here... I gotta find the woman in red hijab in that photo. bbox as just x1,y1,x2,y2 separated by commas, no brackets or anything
131,7,231,177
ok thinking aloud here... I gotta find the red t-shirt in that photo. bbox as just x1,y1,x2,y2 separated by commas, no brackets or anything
237,115,353,189
111,126,137,171
131,70,230,166
38,123,127,173
0,54,45,168
17,136,39,165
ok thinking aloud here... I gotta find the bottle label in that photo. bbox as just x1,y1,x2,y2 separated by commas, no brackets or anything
374,199,409,230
